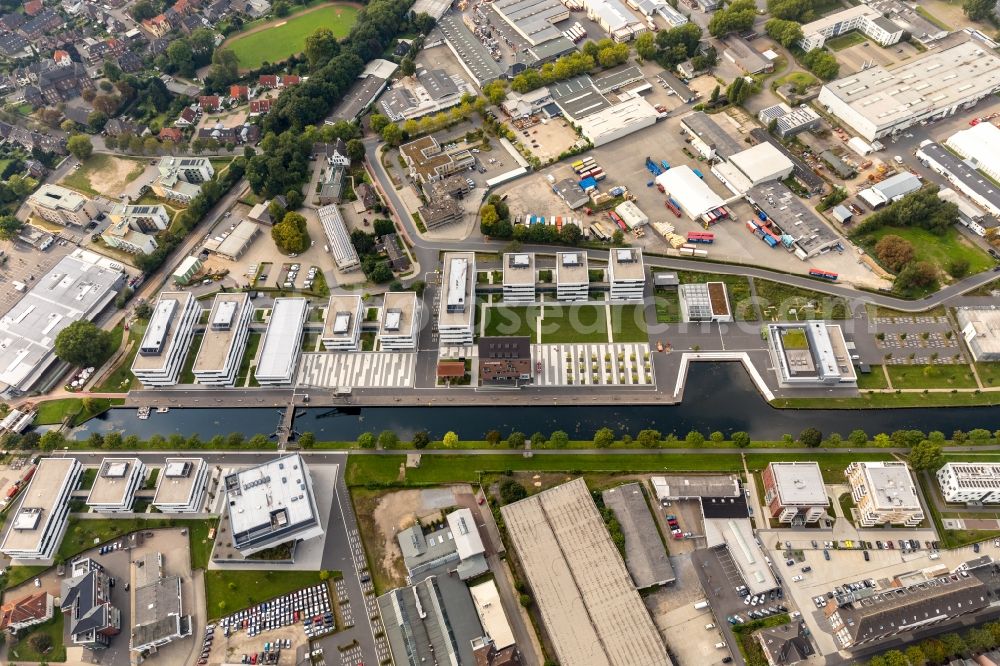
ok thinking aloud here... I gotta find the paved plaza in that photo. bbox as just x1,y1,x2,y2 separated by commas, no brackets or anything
297,352,416,388
533,343,654,387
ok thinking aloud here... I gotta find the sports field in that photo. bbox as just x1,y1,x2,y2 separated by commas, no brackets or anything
223,2,359,69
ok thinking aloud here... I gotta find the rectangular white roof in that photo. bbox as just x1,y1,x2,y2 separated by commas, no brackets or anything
469,580,515,649
193,293,250,375
946,121,1000,177
655,166,725,218
2,458,78,554
768,462,827,506
729,143,794,182
153,458,205,506
224,453,319,541
446,508,484,560
256,298,307,381
856,462,921,511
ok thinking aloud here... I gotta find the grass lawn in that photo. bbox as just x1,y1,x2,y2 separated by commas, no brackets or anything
56,517,212,563
754,278,849,320
483,305,538,338
205,570,325,618
235,331,262,386
775,71,818,90
886,363,977,389
856,366,888,390
838,492,856,525
223,3,359,69
609,305,647,342
825,31,868,50
774,391,1000,408
80,468,98,490
975,362,1000,387
59,154,145,197
8,609,65,662
34,397,122,426
3,565,50,591
179,332,203,384
679,271,757,321
540,304,608,343
859,226,993,281
145,467,160,489
915,4,951,30
653,288,681,323
94,321,147,392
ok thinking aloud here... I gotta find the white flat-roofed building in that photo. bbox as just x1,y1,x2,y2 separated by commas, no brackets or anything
502,253,535,303
502,478,670,665
581,0,647,42
203,219,260,261
817,40,1000,141
153,459,209,513
101,218,158,255
87,458,147,513
555,251,589,301
379,291,419,351
255,298,308,385
192,293,252,386
938,187,996,237
704,517,778,596
154,157,214,202
937,463,1000,504
615,200,648,229
469,580,515,650
846,461,923,527
607,247,644,302
946,121,1000,183
1,458,82,561
576,97,658,147
655,166,725,220
321,295,363,351
131,291,199,387
223,453,324,556
0,249,125,397
799,5,902,51
763,462,827,524
679,282,732,323
317,204,360,272
28,184,99,227
767,322,857,387
728,143,794,186
439,252,476,345
956,308,1000,361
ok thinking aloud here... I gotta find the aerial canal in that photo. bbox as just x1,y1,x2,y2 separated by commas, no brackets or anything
72,363,999,441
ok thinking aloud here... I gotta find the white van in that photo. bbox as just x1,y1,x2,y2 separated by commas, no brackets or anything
705,623,716,630
715,642,727,649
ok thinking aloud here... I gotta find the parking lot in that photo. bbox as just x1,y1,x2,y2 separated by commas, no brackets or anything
834,38,923,75
0,235,76,315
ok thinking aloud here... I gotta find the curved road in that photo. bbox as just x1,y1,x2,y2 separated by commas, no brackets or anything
363,139,998,313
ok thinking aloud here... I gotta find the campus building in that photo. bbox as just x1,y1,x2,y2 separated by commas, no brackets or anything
767,322,857,387
798,5,902,51
152,458,209,514
27,184,99,227
86,458,147,513
130,552,190,654
153,157,214,202
936,463,1000,505
0,249,125,397
192,293,252,387
101,217,158,254
607,247,644,302
379,291,420,351
399,135,475,185
61,558,121,649
845,462,923,527
317,204,360,272
439,252,476,345
223,453,324,556
478,336,532,385
817,40,1000,141
679,282,732,323
502,253,535,303
762,462,827,524
956,308,1000,362
131,291,200,387
1,457,81,561
321,295,363,351
255,298,308,386
555,251,589,302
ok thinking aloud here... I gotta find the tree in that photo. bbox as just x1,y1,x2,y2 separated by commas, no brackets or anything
594,427,615,448
483,80,508,105
67,135,93,160
485,430,502,446
874,234,915,272
767,0,814,21
848,429,868,445
346,138,365,162
0,216,24,241
685,430,705,446
799,427,822,447
166,39,196,77
708,0,757,37
400,56,416,77
940,633,967,658
131,0,157,20
732,431,751,448
873,432,891,447
271,211,311,254
381,123,403,146
29,633,52,654
499,478,527,504
894,261,937,293
947,258,970,278
559,223,582,245
636,429,661,448
443,431,459,448
710,431,725,443
319,570,332,581
411,431,430,449
964,0,995,20
801,48,840,81
765,18,804,48
54,320,115,367
274,0,290,15
726,77,753,106
40,430,64,450
635,32,657,60
370,113,390,134
550,430,569,448
377,430,399,448
904,645,927,666
357,432,375,448
909,440,944,471
305,27,341,68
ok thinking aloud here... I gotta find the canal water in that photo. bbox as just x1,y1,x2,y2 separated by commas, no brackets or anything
74,363,1000,441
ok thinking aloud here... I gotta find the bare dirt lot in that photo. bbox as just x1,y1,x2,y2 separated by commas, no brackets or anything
60,154,147,198
510,117,581,163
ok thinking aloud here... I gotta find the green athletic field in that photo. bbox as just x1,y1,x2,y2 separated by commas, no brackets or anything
223,3,359,69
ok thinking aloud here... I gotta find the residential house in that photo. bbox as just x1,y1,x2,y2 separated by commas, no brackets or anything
104,118,148,138
61,559,121,649
24,159,47,179
313,139,350,166
38,62,92,104
0,13,27,31
229,84,249,101
199,95,221,112
142,14,172,38
19,8,63,39
204,0,229,22
116,51,144,73
355,182,378,211
52,49,71,66
196,122,259,145
174,107,197,127
249,98,272,116
3,124,67,153
179,14,203,34
258,74,278,88
62,105,92,126
22,0,43,17
0,592,53,634
22,85,43,108
232,0,270,18
159,127,183,142
146,37,170,56
0,33,31,58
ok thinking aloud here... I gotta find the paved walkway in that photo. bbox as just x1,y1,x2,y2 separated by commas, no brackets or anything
297,352,416,388
533,343,653,386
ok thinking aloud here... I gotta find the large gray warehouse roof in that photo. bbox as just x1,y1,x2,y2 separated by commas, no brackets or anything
438,15,505,85
919,142,1000,213
501,478,671,666
681,111,743,159
549,76,612,120
601,483,676,588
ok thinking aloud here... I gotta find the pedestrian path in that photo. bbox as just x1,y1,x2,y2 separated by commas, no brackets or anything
533,343,653,386
297,352,416,388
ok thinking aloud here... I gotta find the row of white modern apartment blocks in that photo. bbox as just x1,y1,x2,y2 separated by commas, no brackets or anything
501,249,646,304
0,457,209,561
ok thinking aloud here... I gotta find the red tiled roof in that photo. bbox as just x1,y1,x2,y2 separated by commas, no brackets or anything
0,592,48,630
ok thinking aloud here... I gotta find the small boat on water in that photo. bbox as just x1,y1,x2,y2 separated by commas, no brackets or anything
156,407,170,413
137,406,151,420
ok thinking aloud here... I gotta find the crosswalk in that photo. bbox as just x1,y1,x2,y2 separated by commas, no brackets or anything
297,352,416,388
533,343,654,386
